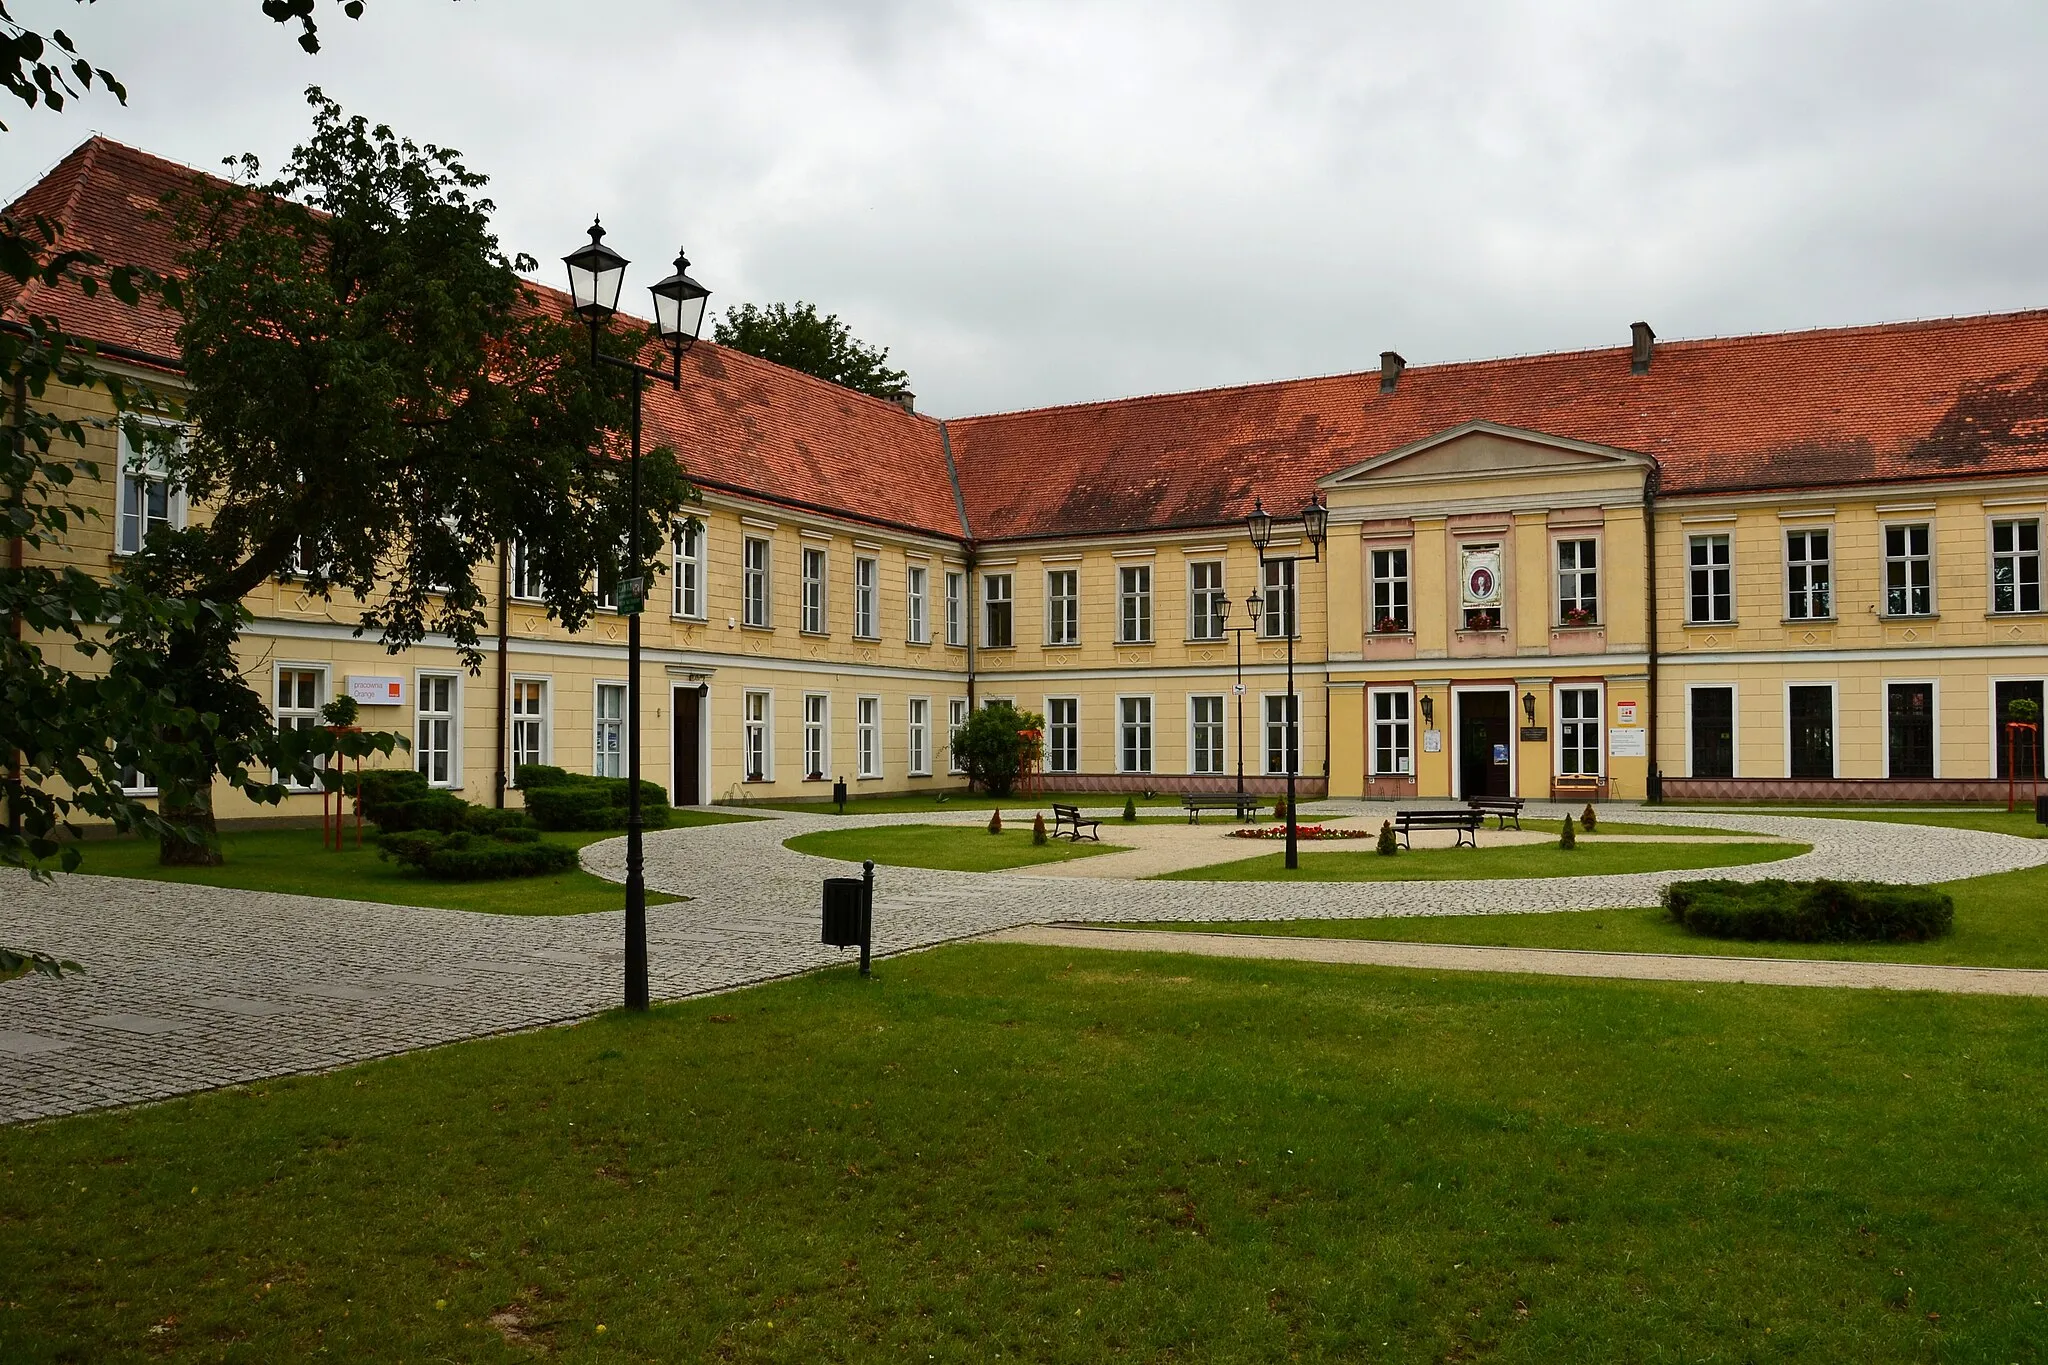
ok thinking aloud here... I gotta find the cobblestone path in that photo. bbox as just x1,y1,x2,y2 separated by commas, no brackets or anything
1,804,2040,1123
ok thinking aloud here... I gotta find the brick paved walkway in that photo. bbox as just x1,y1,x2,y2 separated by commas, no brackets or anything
1,804,2040,1123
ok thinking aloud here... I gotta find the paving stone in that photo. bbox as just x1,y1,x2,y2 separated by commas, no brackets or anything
193,996,291,1017
81,1013,184,1035
0,1031,73,1056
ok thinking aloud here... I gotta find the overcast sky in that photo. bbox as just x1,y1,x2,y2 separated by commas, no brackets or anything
8,0,2048,416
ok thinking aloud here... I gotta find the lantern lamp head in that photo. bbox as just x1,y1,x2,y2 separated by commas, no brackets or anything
1246,498,1273,553
1301,495,1329,556
648,248,711,353
1522,691,1537,725
563,219,628,323
1245,590,1265,627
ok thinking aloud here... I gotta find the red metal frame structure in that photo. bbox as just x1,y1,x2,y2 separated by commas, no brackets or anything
2008,720,2041,813
321,729,365,851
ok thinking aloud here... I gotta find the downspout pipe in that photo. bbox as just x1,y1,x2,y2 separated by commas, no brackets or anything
493,541,510,808
6,373,24,838
1643,460,1663,804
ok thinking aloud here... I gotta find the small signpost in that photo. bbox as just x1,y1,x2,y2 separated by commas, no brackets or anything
614,576,647,616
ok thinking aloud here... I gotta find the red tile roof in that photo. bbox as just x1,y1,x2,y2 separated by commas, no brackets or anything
12,136,2048,547
949,311,2048,539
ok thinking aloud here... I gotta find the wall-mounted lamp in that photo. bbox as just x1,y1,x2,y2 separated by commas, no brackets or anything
1522,692,1537,726
1420,695,1435,728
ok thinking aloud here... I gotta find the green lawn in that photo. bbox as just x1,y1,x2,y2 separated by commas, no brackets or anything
730,790,1192,817
1149,863,2048,969
1152,840,1805,882
785,823,1125,872
58,820,749,915
5,946,2048,1361
1668,805,2048,838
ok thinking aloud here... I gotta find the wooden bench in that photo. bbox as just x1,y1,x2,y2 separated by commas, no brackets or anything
1551,774,1602,802
1393,808,1481,850
1050,803,1102,842
1180,792,1264,824
1466,796,1525,830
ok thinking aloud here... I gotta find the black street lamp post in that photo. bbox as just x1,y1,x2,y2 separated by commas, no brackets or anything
563,220,710,1012
1246,495,1329,870
1216,591,1265,810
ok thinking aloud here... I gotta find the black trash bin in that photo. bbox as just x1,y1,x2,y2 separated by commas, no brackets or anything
822,877,864,947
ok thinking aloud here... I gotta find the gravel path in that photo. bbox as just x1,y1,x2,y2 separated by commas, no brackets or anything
0,802,2040,1124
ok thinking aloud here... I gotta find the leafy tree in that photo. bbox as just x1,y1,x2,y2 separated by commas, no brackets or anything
950,701,1044,798
143,88,694,863
712,301,910,400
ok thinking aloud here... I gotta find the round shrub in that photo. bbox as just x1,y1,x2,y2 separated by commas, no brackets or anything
381,829,578,880
1664,878,1954,943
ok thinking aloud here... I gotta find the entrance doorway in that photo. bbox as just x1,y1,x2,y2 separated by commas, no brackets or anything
1456,689,1514,798
672,685,703,806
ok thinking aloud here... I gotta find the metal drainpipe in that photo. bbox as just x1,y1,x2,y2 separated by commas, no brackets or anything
6,374,24,838
1643,461,1663,804
963,544,978,712
493,541,510,808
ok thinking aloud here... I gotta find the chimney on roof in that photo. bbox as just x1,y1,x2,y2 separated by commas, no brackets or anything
1379,351,1405,394
1630,321,1656,375
889,389,916,414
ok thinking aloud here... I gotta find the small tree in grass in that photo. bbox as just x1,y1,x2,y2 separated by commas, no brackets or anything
1580,802,1598,832
1032,812,1048,846
1560,814,1577,850
1274,795,1289,821
1377,820,1398,856
952,702,1044,797
987,809,1003,835
1122,796,1138,823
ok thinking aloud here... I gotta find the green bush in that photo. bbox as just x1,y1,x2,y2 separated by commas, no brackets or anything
514,763,573,790
374,791,470,834
517,770,674,832
1122,796,1138,823
463,807,537,837
1559,815,1577,850
381,829,578,881
1032,812,1048,846
1580,803,1598,832
1376,820,1397,857
350,766,427,810
1664,879,1954,943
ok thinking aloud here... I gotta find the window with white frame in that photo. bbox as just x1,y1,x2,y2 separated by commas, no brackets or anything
116,426,182,554
1785,528,1832,620
947,697,969,772
1687,534,1733,623
284,535,331,581
1556,539,1598,623
742,690,771,781
1118,564,1152,643
853,555,879,638
1189,561,1226,640
906,564,929,643
983,572,1013,647
1557,687,1601,776
742,536,772,627
1992,518,2042,614
801,545,828,633
416,674,459,787
1190,694,1225,775
1884,523,1933,616
1261,558,1296,637
594,533,631,612
1264,694,1299,776
510,679,547,775
510,539,546,602
857,696,881,779
1371,689,1412,776
945,570,965,645
804,693,829,779
118,759,156,796
1047,697,1079,774
1371,547,1409,631
1119,696,1153,773
907,697,930,775
593,683,626,778
1046,568,1079,646
672,520,706,618
275,666,326,790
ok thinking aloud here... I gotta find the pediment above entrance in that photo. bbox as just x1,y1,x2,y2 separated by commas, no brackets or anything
1317,421,1651,491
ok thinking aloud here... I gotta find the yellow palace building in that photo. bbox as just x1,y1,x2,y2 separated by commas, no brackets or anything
10,138,2048,818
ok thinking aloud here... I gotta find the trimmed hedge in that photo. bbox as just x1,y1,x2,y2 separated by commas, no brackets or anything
380,829,578,881
1664,878,1954,943
515,765,674,832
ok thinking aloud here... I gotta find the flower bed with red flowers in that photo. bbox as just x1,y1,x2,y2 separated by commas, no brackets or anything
1228,824,1375,840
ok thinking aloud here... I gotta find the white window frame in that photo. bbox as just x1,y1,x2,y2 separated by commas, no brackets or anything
982,572,1014,648
510,538,546,603
274,663,329,791
1188,561,1226,641
906,564,929,644
1554,682,1604,778
1783,680,1838,780
1046,568,1080,646
947,697,969,773
801,545,828,635
1046,696,1080,775
1261,691,1300,777
415,670,461,789
742,536,772,628
1117,694,1154,774
592,680,627,779
1990,517,2043,615
672,520,707,620
1260,558,1296,638
1118,564,1153,644
1370,546,1410,632
1684,682,1740,780
742,689,773,783
1188,693,1226,776
856,695,881,779
508,675,550,778
116,422,186,555
1555,537,1599,624
945,570,966,646
853,555,879,640
803,692,830,781
1369,686,1413,777
1686,534,1733,624
1784,526,1833,621
1882,521,1935,618
907,696,930,777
